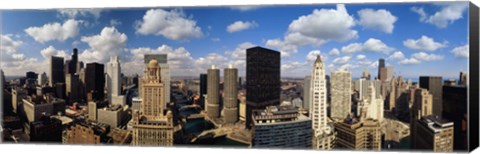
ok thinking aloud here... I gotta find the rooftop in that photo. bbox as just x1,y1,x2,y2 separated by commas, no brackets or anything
419,115,454,133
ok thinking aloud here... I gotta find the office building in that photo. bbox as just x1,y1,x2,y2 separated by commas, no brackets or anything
88,101,107,122
22,94,66,123
144,54,170,108
131,97,142,112
97,105,127,128
411,88,433,148
65,74,80,104
377,59,386,81
330,69,352,121
443,85,467,150
86,63,105,101
207,65,220,118
37,72,48,86
223,64,238,124
199,74,207,109
413,115,454,152
419,76,443,116
303,76,311,111
335,117,382,150
246,46,281,128
362,68,371,80
251,105,312,148
11,87,27,113
49,56,65,87
354,79,382,101
364,84,384,122
459,72,468,86
107,56,126,106
386,66,394,82
29,115,62,142
66,122,110,144
132,58,175,146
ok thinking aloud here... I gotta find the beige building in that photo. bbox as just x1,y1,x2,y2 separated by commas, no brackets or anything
97,105,127,128
330,69,352,121
411,88,433,148
335,118,382,150
12,87,28,113
65,123,109,144
131,58,176,146
22,94,65,123
414,115,454,152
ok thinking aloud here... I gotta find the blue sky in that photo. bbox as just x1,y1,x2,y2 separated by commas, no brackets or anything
0,2,470,80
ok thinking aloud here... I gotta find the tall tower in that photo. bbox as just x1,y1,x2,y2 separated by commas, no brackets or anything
377,59,385,80
303,76,311,110
107,56,125,106
199,74,207,109
362,67,371,80
419,76,443,116
330,69,352,121
85,63,105,101
246,46,280,129
144,54,170,108
410,88,433,148
49,56,65,87
132,58,175,146
310,55,327,132
223,64,238,124
207,65,220,118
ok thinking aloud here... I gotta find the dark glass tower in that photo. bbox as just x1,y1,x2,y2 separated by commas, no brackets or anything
199,74,207,109
419,76,443,116
85,63,105,101
49,56,65,87
246,46,280,128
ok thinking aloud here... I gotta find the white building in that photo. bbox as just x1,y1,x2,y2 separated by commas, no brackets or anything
107,56,126,106
159,63,170,108
330,69,352,121
309,55,335,150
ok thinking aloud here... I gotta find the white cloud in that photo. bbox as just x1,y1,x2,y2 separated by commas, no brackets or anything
357,8,397,33
1,34,23,54
411,3,468,28
411,52,444,61
333,56,351,64
110,19,122,26
227,42,256,60
226,21,258,33
230,6,262,11
266,4,357,57
288,4,357,42
58,9,103,19
136,9,203,40
403,35,447,51
356,54,366,60
25,19,80,43
306,50,328,62
40,46,68,59
341,38,395,54
451,44,469,58
399,58,421,65
79,27,128,63
387,51,405,60
0,35,46,76
328,48,340,56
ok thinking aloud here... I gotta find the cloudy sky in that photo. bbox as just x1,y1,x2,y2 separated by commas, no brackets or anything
0,2,469,79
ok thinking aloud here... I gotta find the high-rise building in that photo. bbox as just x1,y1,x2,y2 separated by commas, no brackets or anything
199,74,207,109
85,63,105,101
419,76,443,116
132,58,175,146
49,56,65,87
246,46,280,128
1,70,4,114
309,55,335,150
37,72,48,86
29,115,62,142
335,118,382,150
207,65,220,118
411,88,433,148
66,74,80,104
330,69,352,121
362,68,371,80
413,115,454,152
386,66,394,82
144,54,170,108
67,48,79,75
223,64,238,124
107,56,126,106
459,72,468,86
354,79,382,101
443,84,467,150
303,76,311,111
377,59,386,81
97,105,127,128
251,105,312,148
364,84,384,122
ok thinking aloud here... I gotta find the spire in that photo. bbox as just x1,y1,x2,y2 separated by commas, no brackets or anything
315,54,322,63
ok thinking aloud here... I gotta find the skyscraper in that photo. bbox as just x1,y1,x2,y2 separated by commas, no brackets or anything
207,65,220,118
303,76,311,110
377,59,386,81
419,76,443,116
199,74,207,109
144,54,170,108
413,115,454,152
330,69,352,121
310,55,335,150
107,56,125,106
132,58,175,146
459,72,468,86
85,63,105,101
410,88,433,148
223,64,238,124
49,56,65,87
443,84,468,150
68,48,79,75
362,68,371,80
246,46,280,128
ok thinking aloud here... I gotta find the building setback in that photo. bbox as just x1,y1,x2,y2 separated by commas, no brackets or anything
207,65,220,118
223,64,238,124
246,46,280,129
85,63,105,101
419,76,443,116
251,105,312,148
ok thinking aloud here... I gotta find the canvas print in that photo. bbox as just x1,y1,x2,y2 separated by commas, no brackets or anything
0,1,476,153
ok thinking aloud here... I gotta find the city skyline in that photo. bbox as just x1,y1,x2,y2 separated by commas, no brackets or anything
0,2,470,79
